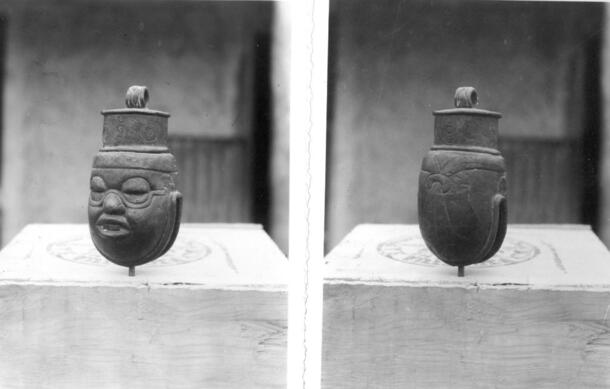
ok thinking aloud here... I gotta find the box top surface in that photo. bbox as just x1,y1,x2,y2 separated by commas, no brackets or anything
0,224,287,290
325,224,610,290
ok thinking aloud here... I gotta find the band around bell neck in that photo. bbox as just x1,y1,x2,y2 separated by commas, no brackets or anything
92,151,178,173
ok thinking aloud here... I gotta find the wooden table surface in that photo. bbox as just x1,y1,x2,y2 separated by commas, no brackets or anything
326,224,610,289
0,223,287,289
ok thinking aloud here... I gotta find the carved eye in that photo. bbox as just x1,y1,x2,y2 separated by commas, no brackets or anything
425,174,451,195
90,176,107,202
121,177,151,204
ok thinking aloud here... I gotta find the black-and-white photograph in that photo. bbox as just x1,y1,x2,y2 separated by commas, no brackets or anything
0,1,289,387
323,1,610,387
1,0,610,388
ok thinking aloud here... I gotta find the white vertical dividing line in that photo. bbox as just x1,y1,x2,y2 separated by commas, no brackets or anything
600,4,610,246
287,0,328,388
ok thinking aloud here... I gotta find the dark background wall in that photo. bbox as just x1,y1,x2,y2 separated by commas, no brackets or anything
0,1,289,250
326,0,604,249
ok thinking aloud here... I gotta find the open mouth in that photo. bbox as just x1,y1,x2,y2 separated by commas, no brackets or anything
96,216,131,238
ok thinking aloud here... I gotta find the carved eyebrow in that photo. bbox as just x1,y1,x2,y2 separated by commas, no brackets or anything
90,176,107,188
121,177,151,191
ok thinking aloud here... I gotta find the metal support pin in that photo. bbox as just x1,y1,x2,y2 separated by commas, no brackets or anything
458,265,465,277
129,266,135,277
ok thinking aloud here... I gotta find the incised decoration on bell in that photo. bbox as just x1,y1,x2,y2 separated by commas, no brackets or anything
88,86,182,276
418,87,507,277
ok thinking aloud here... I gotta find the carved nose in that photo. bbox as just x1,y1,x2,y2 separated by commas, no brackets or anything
103,192,125,214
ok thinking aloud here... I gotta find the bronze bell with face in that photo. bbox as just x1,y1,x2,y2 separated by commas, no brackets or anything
418,87,507,277
88,86,182,276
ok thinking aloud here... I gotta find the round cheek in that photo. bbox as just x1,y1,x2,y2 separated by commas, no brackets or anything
125,196,171,233
88,204,103,224
91,195,175,265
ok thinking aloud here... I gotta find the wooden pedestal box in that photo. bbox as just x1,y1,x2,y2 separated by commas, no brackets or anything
323,224,610,388
0,224,287,389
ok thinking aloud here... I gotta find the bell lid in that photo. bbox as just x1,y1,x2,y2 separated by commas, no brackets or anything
101,85,170,117
433,87,501,118
431,87,502,153
102,108,170,118
99,86,170,152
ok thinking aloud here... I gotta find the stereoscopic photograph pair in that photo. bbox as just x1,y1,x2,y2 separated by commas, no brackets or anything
0,0,608,388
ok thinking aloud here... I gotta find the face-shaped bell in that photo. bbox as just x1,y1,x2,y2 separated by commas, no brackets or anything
418,87,507,277
88,86,182,276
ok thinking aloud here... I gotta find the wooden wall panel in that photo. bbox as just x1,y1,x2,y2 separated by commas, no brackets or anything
500,137,582,223
169,136,251,223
